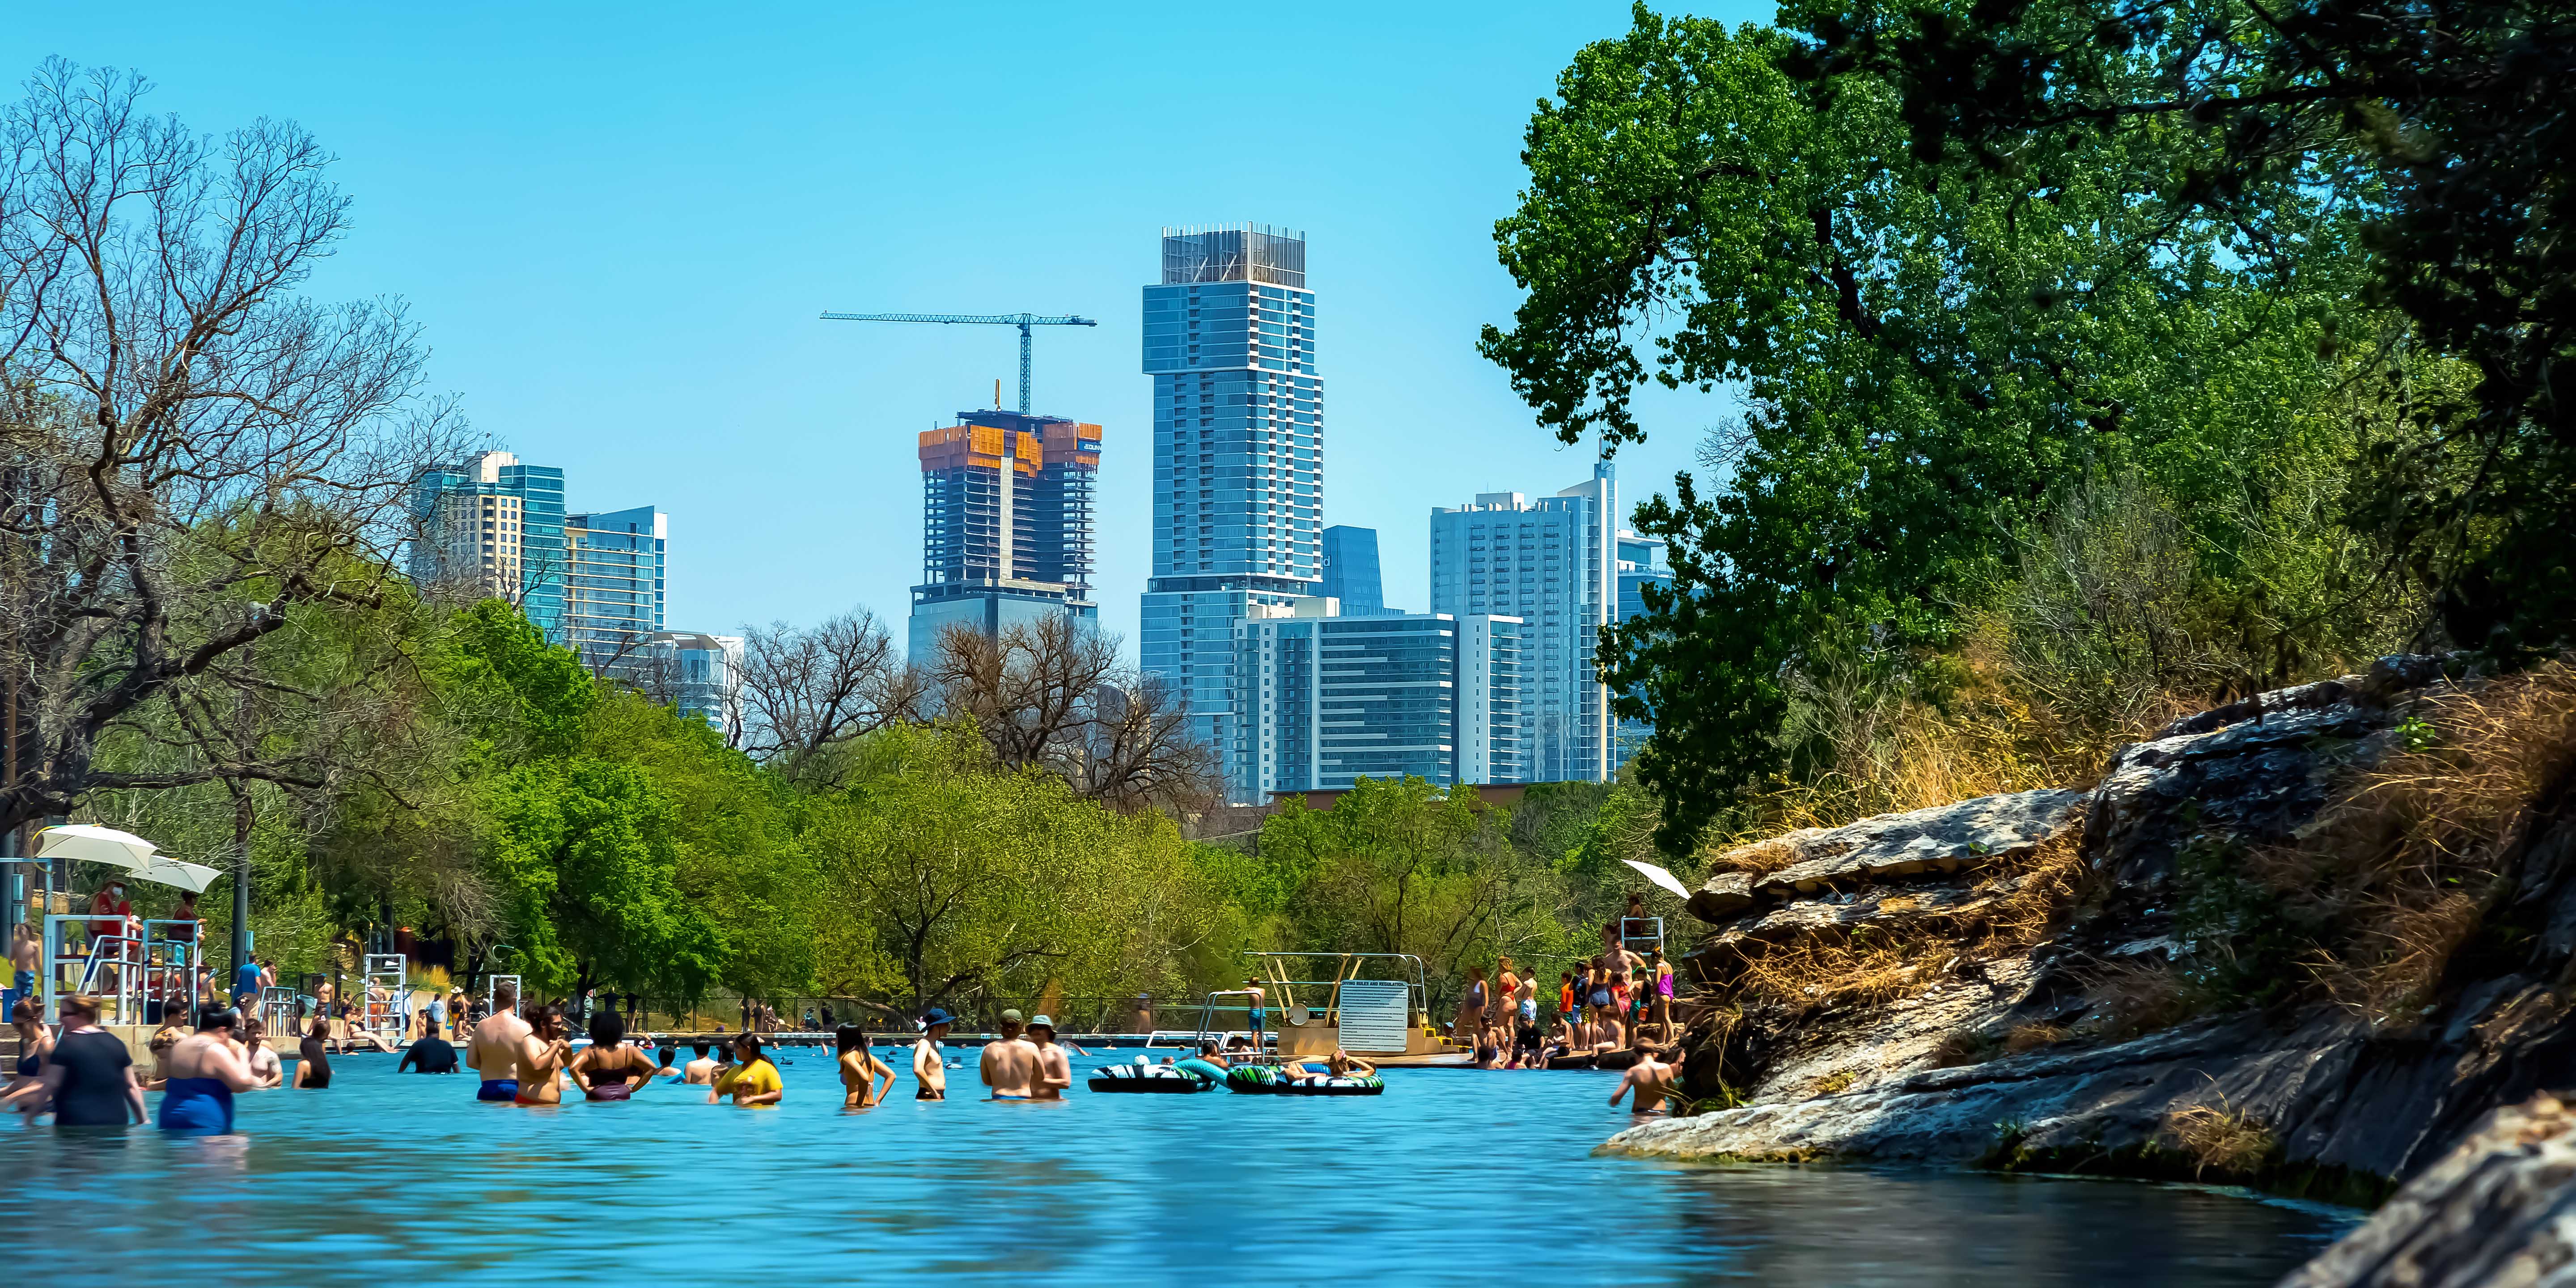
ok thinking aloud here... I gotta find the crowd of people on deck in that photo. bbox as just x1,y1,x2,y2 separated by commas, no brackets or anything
1441,897,1685,1072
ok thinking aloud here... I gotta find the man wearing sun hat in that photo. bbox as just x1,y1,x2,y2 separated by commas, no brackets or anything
1027,1014,1072,1101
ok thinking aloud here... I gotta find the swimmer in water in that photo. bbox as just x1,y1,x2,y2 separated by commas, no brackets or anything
914,1009,954,1101
469,980,531,1103
568,1009,653,1102
512,1004,570,1106
1610,1046,1682,1116
159,1007,258,1135
294,1018,333,1089
710,1032,783,1107
1027,1015,1070,1101
980,1010,1037,1101
836,1023,893,1107
240,1018,284,1089
681,1041,720,1085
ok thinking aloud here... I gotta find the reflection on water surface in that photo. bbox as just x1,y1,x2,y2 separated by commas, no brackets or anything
0,1051,2355,1284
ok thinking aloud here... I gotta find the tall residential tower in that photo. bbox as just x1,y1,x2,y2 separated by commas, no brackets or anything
1138,224,1321,781
409,449,568,640
1428,462,1618,782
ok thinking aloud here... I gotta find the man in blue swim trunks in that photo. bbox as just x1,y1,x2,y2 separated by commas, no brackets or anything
467,980,528,1102
7,922,38,1019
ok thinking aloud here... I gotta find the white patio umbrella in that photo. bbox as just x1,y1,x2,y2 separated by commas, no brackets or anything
124,854,223,894
34,824,160,870
1620,857,1696,902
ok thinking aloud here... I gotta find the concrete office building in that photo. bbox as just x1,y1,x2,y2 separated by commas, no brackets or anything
1233,604,1523,802
1138,223,1322,786
409,450,568,640
1427,461,1618,783
564,505,667,669
1320,525,1387,616
908,409,1102,661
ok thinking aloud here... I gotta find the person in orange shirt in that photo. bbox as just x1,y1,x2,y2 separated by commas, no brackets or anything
1557,971,1575,1025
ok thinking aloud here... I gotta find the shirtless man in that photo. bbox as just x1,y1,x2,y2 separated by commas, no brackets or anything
1026,1015,1071,1102
1610,1046,1682,1116
239,1018,284,1089
913,1008,955,1100
512,1004,571,1106
468,981,532,1102
6,922,38,1018
979,1010,1037,1101
680,1041,722,1085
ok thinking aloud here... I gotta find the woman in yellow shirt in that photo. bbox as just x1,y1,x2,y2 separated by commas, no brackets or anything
709,1033,783,1107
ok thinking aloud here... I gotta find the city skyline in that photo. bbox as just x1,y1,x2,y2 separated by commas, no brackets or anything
0,1,1745,663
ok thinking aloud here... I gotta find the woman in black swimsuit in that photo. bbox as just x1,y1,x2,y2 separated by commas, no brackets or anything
5,997,51,1097
295,1018,334,1088
568,1009,655,1101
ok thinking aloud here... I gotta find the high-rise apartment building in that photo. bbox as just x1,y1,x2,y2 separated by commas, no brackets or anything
1139,224,1322,783
649,630,743,733
1321,525,1386,616
907,409,1102,661
410,450,568,640
1612,528,1674,775
1428,461,1618,783
564,505,667,668
1233,606,1523,801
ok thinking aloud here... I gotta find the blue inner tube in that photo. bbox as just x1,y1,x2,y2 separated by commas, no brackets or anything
1087,1062,1215,1093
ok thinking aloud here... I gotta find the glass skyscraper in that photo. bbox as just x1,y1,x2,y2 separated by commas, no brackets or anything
565,505,667,668
1233,610,1523,800
409,450,568,641
1321,525,1386,616
1139,223,1322,788
1427,461,1618,783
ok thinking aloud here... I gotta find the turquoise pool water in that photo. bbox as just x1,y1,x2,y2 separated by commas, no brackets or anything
0,1049,2356,1284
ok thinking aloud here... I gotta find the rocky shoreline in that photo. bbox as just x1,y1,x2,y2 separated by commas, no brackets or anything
1617,654,2576,1275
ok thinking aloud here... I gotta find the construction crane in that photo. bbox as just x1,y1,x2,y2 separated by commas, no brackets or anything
819,311,1098,415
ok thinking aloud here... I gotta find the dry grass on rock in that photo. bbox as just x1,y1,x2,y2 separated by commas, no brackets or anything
2254,659,2576,1023
2165,1102,2275,1179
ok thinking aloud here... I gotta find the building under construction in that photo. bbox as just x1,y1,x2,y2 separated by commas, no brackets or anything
907,409,1102,661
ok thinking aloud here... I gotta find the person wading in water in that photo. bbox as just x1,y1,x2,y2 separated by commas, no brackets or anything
568,1009,655,1101
160,1007,258,1134
513,1005,571,1105
710,1032,783,1107
980,1010,1037,1101
913,1008,955,1101
294,1018,334,1088
15,994,144,1127
1028,1016,1072,1102
837,1023,893,1108
468,981,530,1102
1610,1046,1682,1116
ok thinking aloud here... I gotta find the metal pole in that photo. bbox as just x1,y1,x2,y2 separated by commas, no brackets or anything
229,633,256,1001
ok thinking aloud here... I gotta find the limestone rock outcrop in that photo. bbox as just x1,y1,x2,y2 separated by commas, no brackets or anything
2281,1094,2576,1288
1634,653,2576,1199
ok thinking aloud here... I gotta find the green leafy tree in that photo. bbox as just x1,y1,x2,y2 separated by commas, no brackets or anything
1481,7,2394,850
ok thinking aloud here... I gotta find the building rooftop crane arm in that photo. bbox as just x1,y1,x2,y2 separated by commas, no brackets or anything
819,312,1098,414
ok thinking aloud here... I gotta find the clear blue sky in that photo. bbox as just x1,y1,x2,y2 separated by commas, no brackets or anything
5,1,1763,657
